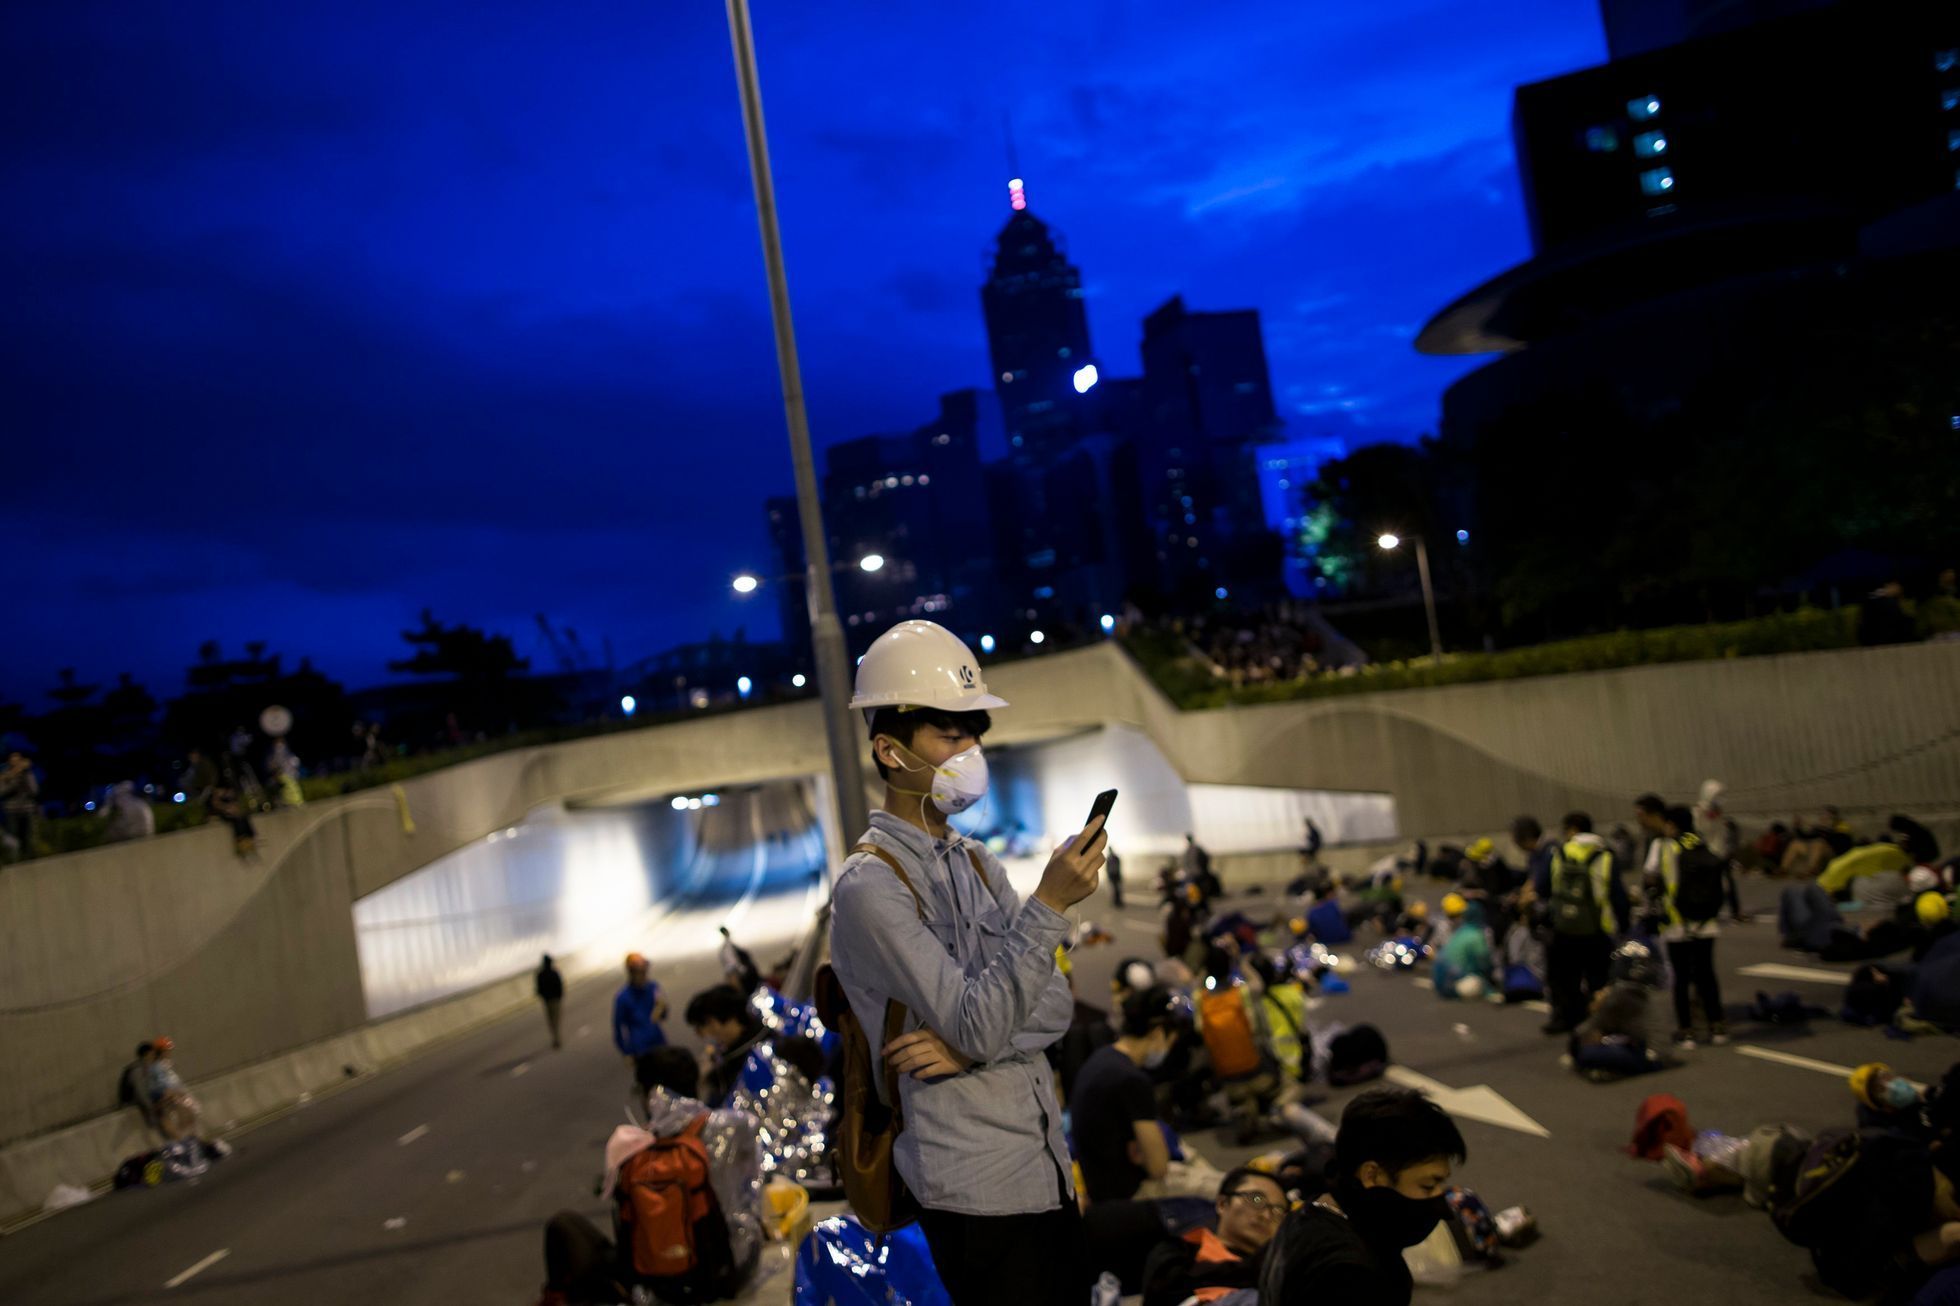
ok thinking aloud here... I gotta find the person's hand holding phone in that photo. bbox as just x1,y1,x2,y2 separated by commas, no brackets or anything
1035,790,1115,915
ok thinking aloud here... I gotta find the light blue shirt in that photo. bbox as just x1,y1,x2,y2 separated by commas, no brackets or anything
829,810,1074,1216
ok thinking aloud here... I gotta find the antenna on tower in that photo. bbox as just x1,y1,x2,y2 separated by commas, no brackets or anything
1003,112,1026,211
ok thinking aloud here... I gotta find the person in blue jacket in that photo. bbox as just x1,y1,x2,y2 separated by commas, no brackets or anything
612,952,668,1064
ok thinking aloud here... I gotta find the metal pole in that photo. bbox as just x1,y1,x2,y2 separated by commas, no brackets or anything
724,0,869,859
1414,535,1443,660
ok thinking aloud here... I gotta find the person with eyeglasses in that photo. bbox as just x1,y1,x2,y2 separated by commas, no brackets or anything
1141,1166,1288,1306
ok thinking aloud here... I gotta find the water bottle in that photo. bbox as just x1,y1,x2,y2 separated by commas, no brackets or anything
1090,1270,1121,1306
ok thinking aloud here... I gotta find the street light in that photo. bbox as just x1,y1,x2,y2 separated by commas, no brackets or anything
732,573,760,594
979,634,995,653
858,553,884,573
620,695,637,717
792,673,806,688
1030,629,1046,645
725,0,869,860
1377,532,1443,660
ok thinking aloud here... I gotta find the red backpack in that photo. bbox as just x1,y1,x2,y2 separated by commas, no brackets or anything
614,1116,737,1299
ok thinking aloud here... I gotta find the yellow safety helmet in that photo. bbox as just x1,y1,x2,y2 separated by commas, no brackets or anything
1848,1062,1889,1109
1467,838,1494,861
1441,893,1468,917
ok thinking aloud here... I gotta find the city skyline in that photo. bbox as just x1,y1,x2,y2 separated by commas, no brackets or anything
2,0,1605,697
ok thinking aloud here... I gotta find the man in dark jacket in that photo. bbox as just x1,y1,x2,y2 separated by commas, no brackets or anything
535,955,564,1050
1141,1167,1286,1306
685,984,768,1109
1260,1088,1466,1306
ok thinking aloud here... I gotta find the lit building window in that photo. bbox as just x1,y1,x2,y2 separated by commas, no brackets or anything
1628,95,1661,121
1634,130,1667,157
1639,166,1676,195
1585,126,1618,152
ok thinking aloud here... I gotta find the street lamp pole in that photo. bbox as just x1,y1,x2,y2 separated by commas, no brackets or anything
1413,535,1442,661
724,0,868,857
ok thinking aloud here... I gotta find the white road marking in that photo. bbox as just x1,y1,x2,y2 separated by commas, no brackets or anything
1521,999,1552,1014
1734,1045,1856,1077
510,1062,529,1078
165,1249,229,1289
1410,977,1432,990
397,1124,429,1145
1385,1065,1550,1138
1737,963,1852,986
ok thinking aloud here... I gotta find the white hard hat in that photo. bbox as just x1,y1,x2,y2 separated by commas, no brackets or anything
850,620,1008,720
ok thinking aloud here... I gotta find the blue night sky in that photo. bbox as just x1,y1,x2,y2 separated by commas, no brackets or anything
3,1,1604,701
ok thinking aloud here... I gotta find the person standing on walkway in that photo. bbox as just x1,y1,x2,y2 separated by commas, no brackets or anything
1659,807,1729,1049
1,750,40,862
611,953,668,1067
1107,846,1125,909
535,954,565,1050
1542,812,1625,1035
829,620,1107,1306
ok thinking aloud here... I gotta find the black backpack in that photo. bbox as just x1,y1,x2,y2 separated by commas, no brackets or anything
1672,838,1725,924
1772,1128,1933,1298
1327,1024,1388,1086
117,1061,144,1110
1551,846,1604,936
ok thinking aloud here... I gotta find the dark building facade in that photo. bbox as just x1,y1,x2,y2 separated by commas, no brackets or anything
1133,296,1284,602
1417,0,1960,630
980,196,1098,463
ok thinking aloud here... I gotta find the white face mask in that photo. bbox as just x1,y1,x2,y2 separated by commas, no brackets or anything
883,738,990,815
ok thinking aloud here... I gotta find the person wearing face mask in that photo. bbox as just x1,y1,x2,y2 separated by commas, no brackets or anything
828,620,1108,1305
1259,1087,1467,1306
1072,985,1181,1204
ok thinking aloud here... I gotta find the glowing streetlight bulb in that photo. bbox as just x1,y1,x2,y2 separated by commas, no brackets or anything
792,674,806,688
979,634,996,653
732,574,760,594
1377,533,1401,551
1072,363,1100,394
620,695,637,716
1030,630,1046,645
859,554,885,573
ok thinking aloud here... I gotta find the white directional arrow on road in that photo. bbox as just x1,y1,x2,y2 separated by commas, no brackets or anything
1384,1065,1551,1139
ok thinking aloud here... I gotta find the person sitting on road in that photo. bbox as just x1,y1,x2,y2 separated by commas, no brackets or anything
684,984,767,1110
611,952,669,1067
1431,897,1495,1001
142,1036,230,1155
536,1047,763,1306
1569,941,1666,1081
1245,954,1313,1093
1259,1087,1466,1306
1140,1165,1288,1306
1074,985,1181,1204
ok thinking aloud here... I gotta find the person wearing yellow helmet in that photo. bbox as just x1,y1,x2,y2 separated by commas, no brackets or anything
829,620,1109,1302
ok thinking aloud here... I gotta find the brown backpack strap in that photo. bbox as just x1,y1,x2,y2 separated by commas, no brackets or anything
851,843,925,921
847,844,921,1113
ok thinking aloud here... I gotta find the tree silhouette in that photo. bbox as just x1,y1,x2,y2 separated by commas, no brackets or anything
389,610,530,681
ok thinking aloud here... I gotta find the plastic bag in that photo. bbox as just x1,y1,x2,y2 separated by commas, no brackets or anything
793,1215,950,1306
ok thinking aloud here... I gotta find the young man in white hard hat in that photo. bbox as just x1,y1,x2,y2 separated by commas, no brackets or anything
828,620,1108,1305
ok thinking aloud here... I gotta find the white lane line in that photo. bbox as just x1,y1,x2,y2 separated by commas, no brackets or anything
165,1249,229,1289
397,1124,430,1145
1734,1045,1856,1077
1738,963,1852,986
510,1062,529,1078
1521,999,1552,1014
1411,977,1433,990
